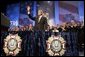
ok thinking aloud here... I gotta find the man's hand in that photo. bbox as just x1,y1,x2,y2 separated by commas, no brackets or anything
27,6,30,14
27,6,30,12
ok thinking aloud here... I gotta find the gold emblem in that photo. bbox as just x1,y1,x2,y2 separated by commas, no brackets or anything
3,33,22,56
46,35,66,56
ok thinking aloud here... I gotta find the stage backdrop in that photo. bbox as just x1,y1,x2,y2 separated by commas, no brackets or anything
19,1,35,26
5,1,84,27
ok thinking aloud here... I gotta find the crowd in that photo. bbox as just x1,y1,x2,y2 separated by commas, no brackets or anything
8,19,84,32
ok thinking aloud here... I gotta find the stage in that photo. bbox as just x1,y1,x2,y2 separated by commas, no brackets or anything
1,1,84,56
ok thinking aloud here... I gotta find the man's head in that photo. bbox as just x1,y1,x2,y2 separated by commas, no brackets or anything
38,9,43,16
29,24,33,30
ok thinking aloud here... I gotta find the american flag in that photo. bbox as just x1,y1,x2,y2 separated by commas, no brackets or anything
59,1,79,23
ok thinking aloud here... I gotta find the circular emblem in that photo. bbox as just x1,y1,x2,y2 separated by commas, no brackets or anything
7,38,17,51
50,40,62,53
3,33,22,56
46,35,66,56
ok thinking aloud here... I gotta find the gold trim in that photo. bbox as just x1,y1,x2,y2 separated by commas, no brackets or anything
3,34,22,56
46,35,66,56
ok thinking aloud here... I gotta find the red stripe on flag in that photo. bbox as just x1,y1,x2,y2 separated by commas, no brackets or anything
59,1,78,14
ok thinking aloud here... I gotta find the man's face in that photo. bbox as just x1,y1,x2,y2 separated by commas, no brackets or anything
29,24,32,27
71,20,75,24
38,10,43,16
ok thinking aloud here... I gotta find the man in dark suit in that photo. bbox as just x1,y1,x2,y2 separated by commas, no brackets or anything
27,5,48,31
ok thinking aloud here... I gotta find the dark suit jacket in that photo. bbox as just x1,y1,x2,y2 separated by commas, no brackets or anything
28,14,48,31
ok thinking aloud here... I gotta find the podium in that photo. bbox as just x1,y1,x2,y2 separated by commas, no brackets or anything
1,31,79,56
